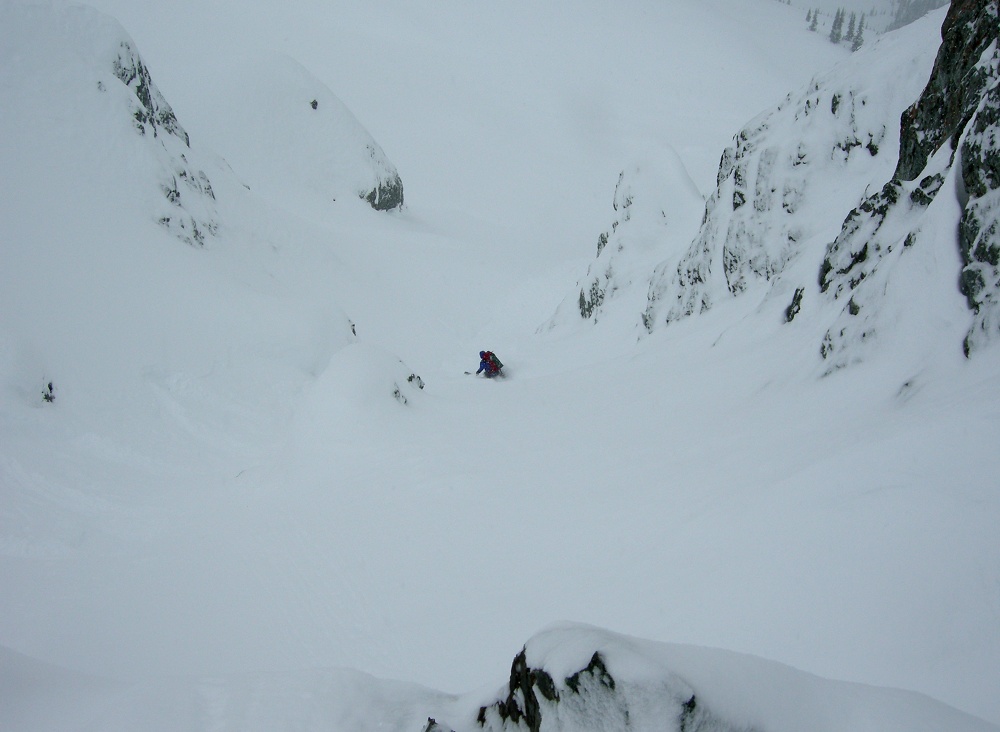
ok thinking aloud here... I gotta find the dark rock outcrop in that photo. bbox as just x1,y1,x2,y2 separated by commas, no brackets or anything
364,166,405,211
472,646,748,732
895,0,997,182
361,140,404,210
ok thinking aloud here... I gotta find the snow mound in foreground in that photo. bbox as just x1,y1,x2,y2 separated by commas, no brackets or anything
466,624,998,732
4,625,997,732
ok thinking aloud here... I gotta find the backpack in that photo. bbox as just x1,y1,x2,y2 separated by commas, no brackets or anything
487,352,503,371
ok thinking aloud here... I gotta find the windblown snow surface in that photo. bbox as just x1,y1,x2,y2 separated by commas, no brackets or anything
1,0,999,730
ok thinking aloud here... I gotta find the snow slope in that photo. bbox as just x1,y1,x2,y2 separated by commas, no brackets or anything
1,0,999,729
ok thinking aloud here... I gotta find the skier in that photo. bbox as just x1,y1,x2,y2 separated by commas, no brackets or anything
476,350,504,378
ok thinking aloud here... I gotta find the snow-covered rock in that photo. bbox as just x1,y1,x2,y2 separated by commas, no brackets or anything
819,0,999,364
633,1,999,370
543,148,702,330
642,9,943,334
438,625,998,732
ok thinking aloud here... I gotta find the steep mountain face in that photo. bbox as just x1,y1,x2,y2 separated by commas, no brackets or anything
820,0,999,362
641,15,940,334
0,0,416,444
629,1,1000,370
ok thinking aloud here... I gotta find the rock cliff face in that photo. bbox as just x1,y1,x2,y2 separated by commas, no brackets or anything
111,41,188,147
642,19,938,334
634,1,1000,368
955,2,1000,353
819,0,999,362
107,34,219,246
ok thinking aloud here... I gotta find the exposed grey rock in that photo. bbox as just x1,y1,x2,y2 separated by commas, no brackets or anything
785,286,805,322
896,0,998,183
959,58,1000,353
